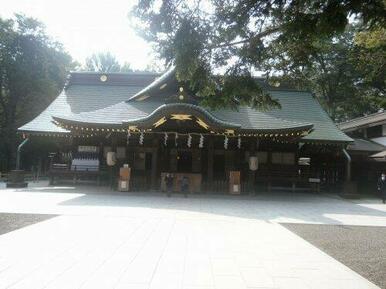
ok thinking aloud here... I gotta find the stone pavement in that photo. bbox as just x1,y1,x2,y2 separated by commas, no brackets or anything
0,182,385,289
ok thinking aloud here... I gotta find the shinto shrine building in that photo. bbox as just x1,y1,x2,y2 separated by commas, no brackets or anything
18,67,353,193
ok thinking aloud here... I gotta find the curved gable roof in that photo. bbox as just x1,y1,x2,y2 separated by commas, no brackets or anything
19,70,352,143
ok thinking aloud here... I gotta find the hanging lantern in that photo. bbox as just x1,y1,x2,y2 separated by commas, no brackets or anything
199,134,204,148
249,156,258,171
187,134,192,148
175,133,178,147
237,136,241,149
224,135,228,149
139,131,144,145
106,152,117,166
126,131,131,145
164,132,168,146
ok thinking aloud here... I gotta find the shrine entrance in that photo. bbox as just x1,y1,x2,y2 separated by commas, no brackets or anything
177,150,193,173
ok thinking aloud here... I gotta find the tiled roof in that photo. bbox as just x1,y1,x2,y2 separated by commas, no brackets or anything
19,72,157,133
338,111,386,132
370,150,386,158
129,66,175,100
346,138,385,152
52,99,313,133
372,136,386,147
19,71,352,143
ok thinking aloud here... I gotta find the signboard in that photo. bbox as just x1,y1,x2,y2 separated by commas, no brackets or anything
78,146,98,153
308,178,321,183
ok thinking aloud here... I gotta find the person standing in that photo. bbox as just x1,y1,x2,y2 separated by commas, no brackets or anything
181,176,189,198
377,173,386,204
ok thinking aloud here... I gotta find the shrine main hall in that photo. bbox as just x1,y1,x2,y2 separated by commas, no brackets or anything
18,67,352,193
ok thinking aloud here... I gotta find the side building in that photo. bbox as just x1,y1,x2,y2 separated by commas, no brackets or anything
338,111,386,193
18,68,353,193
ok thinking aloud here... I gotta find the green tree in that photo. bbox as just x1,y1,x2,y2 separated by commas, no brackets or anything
261,25,385,121
0,14,74,170
121,62,134,72
84,52,162,73
353,27,386,110
85,52,125,72
131,0,385,110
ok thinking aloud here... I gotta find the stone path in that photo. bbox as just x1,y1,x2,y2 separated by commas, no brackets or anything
0,183,385,289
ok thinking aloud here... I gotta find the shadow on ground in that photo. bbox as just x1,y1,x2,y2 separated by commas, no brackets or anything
0,213,57,235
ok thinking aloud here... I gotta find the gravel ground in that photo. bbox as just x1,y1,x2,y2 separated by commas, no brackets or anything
282,223,386,289
0,213,57,235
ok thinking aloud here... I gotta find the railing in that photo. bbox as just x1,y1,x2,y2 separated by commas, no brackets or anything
49,163,107,185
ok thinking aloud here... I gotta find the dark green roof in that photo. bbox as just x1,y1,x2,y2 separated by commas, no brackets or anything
338,110,386,132
19,71,352,143
347,138,385,152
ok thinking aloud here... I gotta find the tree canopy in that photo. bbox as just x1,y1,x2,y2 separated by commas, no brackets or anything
131,0,386,114
85,52,134,72
0,14,74,170
84,52,160,73
262,25,386,121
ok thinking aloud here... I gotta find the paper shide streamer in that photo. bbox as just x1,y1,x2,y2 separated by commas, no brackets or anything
199,134,204,148
139,131,144,145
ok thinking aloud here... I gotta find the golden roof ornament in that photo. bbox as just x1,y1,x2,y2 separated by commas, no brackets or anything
170,114,192,121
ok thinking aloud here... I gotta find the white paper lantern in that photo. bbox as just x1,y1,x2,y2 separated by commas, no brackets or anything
106,151,116,166
249,156,258,171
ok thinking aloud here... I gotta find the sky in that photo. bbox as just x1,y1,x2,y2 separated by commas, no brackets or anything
1,0,156,70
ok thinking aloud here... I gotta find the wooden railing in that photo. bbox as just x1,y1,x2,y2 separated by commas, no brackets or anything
49,163,107,185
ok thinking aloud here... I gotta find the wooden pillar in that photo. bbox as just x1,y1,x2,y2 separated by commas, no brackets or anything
192,149,201,173
110,135,118,190
248,139,256,193
111,134,118,150
207,138,214,190
267,150,272,192
151,136,159,190
170,148,177,172
225,151,234,172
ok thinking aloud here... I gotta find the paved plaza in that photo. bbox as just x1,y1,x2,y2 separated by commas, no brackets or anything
0,182,385,289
